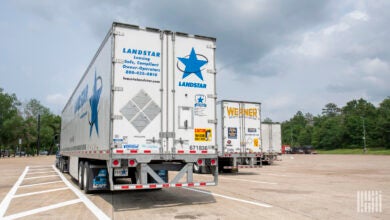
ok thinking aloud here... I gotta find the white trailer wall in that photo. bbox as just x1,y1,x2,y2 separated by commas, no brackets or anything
61,33,112,153
261,123,282,154
217,101,262,155
111,25,217,154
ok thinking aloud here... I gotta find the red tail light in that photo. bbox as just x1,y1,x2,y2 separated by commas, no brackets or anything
129,159,137,167
112,159,120,167
211,159,216,165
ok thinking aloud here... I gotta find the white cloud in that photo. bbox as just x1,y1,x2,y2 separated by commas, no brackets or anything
358,58,389,75
1,0,390,122
45,93,69,114
347,10,369,21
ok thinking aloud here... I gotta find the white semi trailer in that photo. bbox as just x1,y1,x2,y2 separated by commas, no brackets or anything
57,22,218,193
214,100,263,172
261,123,282,164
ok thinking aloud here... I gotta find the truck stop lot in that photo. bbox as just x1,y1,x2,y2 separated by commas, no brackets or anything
0,155,388,219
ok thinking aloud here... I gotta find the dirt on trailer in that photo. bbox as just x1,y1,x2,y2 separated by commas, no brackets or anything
0,154,389,219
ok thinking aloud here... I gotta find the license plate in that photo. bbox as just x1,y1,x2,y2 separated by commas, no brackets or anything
114,168,128,177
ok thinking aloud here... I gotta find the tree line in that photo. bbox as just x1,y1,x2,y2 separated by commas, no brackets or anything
2,87,390,153
281,97,390,149
0,88,61,156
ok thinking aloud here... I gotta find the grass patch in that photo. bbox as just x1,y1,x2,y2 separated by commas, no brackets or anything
316,148,390,155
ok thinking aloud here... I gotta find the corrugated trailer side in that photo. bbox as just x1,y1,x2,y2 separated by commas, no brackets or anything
58,22,218,193
60,28,112,182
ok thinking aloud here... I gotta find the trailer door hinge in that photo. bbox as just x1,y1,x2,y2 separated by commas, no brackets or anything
113,31,124,36
207,44,216,49
207,69,217,74
208,119,217,124
159,132,176,138
111,115,123,120
207,94,217,99
113,58,125,64
112,87,123,92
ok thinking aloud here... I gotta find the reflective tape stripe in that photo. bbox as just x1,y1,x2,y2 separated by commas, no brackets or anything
114,182,215,190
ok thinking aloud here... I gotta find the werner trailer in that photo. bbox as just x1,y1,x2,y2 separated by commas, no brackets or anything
214,100,262,172
57,22,218,193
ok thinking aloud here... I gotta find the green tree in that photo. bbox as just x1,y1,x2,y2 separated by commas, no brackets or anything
23,99,60,155
281,111,311,146
0,88,21,148
322,103,341,117
313,116,343,149
341,99,376,148
376,97,390,148
263,117,273,123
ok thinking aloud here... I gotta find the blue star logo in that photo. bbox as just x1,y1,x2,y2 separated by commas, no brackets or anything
89,71,102,137
178,47,208,81
197,96,204,103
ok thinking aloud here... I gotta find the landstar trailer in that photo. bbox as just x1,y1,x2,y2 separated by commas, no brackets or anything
57,22,218,192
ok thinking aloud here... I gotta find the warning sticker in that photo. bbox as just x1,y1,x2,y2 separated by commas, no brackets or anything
194,128,212,142
254,137,259,147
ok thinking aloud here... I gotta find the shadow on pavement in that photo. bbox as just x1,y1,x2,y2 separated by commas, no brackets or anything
97,187,216,212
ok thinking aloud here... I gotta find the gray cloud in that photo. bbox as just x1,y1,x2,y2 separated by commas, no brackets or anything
1,0,389,121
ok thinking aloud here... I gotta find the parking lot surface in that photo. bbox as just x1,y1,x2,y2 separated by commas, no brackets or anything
0,154,388,219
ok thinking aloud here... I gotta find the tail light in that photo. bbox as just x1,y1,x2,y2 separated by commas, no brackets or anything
128,159,137,167
197,159,204,166
210,159,217,166
112,159,121,167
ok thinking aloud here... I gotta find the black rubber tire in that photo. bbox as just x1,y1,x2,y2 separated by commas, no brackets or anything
59,159,64,172
83,162,91,194
78,161,84,190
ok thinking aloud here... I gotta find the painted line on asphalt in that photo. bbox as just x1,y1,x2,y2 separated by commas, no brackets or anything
28,165,52,168
53,165,110,220
184,187,272,208
0,166,29,218
19,181,64,188
219,177,278,185
24,175,59,180
260,173,288,177
2,199,82,220
27,171,57,175
27,168,53,172
14,187,69,198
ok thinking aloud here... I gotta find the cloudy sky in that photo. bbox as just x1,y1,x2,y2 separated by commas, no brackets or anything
1,0,389,122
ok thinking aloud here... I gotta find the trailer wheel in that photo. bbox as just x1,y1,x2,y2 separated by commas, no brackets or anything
83,162,91,194
58,158,65,173
78,161,84,190
58,159,62,171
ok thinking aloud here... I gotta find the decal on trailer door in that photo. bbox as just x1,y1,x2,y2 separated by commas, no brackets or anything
177,47,208,89
120,89,161,133
228,127,237,139
121,47,161,84
194,128,212,142
226,107,258,119
194,94,207,116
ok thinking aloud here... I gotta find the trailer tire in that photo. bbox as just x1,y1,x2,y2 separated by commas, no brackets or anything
83,162,92,194
58,158,65,173
78,161,84,190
